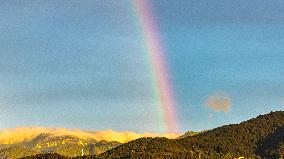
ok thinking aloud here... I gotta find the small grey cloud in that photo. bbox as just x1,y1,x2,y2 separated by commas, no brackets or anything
204,92,231,112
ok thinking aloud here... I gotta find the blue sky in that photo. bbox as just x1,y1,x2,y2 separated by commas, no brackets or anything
0,0,284,133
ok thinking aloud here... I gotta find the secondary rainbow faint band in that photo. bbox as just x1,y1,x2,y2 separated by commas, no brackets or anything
132,0,179,133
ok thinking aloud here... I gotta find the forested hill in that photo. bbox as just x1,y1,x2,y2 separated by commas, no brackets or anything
17,111,284,159
99,111,284,159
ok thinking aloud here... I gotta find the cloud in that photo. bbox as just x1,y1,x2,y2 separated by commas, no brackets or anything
0,127,180,144
204,92,231,112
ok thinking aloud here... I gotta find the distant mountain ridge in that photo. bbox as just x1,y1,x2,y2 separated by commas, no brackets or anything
0,132,121,158
0,127,179,145
0,128,179,158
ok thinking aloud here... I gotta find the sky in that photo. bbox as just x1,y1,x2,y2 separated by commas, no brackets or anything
0,0,284,133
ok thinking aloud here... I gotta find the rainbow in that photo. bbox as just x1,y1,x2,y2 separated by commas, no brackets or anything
132,0,179,133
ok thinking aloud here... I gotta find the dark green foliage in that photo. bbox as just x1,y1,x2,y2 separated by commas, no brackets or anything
99,137,187,159
0,146,39,159
178,111,284,158
21,153,100,159
255,125,284,158
73,155,99,159
100,111,284,159
22,153,69,159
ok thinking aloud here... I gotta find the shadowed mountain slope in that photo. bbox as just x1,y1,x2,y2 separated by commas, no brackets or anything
100,111,284,159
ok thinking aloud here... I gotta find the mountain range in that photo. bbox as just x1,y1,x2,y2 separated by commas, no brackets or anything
1,111,284,158
0,132,120,158
0,128,179,158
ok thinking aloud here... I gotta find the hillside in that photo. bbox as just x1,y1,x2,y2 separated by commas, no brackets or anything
21,153,71,159
0,146,39,159
0,133,120,158
3,111,284,159
0,128,178,159
100,111,284,159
